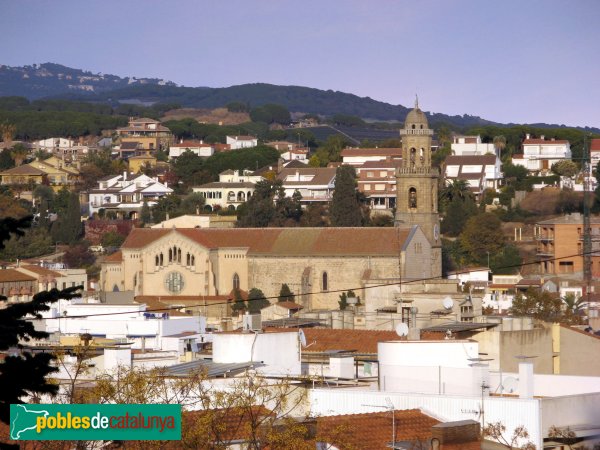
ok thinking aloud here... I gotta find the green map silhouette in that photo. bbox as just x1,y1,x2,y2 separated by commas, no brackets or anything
10,404,49,440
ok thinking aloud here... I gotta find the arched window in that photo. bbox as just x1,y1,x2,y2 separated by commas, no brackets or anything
233,273,240,290
410,148,416,167
191,255,195,266
160,253,164,266
177,248,182,263
155,255,159,267
409,187,417,209
411,124,415,129
169,248,173,262
186,253,190,266
322,272,328,292
133,274,137,287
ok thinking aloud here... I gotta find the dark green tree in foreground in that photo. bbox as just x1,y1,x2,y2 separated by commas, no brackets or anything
330,165,362,227
278,284,295,303
247,288,270,314
231,288,246,313
0,216,82,428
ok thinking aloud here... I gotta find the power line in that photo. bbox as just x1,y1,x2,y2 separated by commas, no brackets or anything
52,248,600,320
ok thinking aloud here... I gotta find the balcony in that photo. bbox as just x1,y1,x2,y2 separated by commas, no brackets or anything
535,234,554,241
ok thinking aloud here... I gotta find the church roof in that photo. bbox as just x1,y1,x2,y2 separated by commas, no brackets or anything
404,97,429,128
121,227,412,256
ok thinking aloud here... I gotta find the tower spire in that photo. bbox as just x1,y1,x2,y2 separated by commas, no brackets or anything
415,94,419,109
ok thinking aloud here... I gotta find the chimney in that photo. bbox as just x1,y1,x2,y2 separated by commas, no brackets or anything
518,361,534,398
525,133,531,140
123,171,127,181
540,135,545,140
430,420,480,446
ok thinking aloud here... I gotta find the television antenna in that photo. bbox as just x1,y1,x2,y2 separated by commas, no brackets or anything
442,297,454,310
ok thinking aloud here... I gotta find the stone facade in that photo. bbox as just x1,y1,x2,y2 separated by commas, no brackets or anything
395,100,442,276
100,227,429,310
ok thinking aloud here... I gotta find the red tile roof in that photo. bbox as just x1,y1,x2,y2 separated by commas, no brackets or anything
591,139,600,152
0,269,36,283
275,301,303,310
17,265,63,278
103,250,123,263
121,228,411,257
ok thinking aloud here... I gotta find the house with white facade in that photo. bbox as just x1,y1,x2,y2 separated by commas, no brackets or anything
341,147,402,166
356,159,401,211
591,138,600,169
276,167,336,204
192,170,264,211
444,154,503,195
35,137,75,150
88,172,173,218
512,134,571,174
451,135,496,156
226,135,258,149
168,140,215,159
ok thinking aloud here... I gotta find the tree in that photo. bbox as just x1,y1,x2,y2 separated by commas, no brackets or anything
151,195,182,223
51,191,82,244
10,143,29,166
312,135,349,166
63,244,96,268
551,160,578,178
490,244,522,275
483,421,536,449
562,293,586,325
0,226,53,260
510,289,563,322
247,288,270,314
172,150,207,188
0,149,15,171
249,104,290,125
459,213,505,263
0,121,16,146
330,165,362,227
0,216,82,427
181,192,206,215
231,288,246,313
101,230,126,249
440,179,472,206
441,195,478,236
493,135,507,158
278,284,295,302
338,290,360,310
140,199,152,225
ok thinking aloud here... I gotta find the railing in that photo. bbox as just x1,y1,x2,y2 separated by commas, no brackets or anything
397,167,439,175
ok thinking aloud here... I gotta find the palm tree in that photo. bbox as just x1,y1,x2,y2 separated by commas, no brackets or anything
10,143,29,166
493,135,506,158
440,179,472,203
562,293,585,317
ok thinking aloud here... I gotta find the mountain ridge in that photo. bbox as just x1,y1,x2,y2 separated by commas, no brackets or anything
1,63,598,133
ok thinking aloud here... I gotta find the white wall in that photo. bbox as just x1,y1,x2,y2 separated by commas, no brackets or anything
213,332,301,376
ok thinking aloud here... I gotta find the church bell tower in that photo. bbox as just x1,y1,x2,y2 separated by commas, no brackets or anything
395,98,441,275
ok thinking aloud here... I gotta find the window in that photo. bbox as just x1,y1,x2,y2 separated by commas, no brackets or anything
233,273,240,290
559,261,574,273
367,171,374,178
322,272,328,291
380,171,387,177
409,187,417,208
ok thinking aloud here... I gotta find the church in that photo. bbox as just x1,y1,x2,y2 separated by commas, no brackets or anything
100,101,447,312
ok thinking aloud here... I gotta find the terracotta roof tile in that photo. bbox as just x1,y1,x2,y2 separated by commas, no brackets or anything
0,269,36,283
341,147,402,157
275,301,303,310
17,265,63,278
591,139,600,152
103,250,123,263
121,228,410,257
445,154,497,165
317,409,439,450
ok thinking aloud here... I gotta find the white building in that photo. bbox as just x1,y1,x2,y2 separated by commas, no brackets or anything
446,266,490,288
276,167,336,204
309,339,600,450
512,134,571,174
35,137,75,150
88,172,173,218
192,170,264,211
341,147,402,166
451,135,496,156
591,139,600,169
444,154,503,194
226,135,258,150
38,299,205,351
169,140,215,159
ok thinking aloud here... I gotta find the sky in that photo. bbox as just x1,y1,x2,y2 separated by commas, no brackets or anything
1,0,599,128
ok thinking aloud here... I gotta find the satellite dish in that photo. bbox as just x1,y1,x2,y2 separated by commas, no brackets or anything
298,329,307,347
502,376,518,394
443,297,454,310
395,323,409,337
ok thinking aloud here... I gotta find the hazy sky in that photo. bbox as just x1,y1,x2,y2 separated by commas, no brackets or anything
1,0,599,127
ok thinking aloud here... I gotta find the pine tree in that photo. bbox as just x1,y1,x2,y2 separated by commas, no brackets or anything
231,288,246,313
0,216,82,426
247,288,270,314
51,191,82,244
278,284,295,303
140,200,152,225
330,165,362,227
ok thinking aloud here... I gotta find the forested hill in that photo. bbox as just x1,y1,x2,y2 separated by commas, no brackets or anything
0,63,176,99
1,63,493,127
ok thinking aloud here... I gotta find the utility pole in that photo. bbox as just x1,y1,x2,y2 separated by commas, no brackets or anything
583,135,592,298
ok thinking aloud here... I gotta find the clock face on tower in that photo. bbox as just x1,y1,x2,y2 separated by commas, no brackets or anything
165,271,184,293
